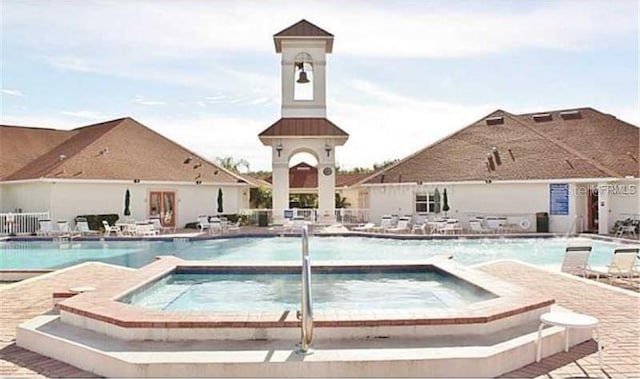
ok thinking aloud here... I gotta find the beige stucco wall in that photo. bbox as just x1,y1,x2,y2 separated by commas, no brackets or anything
0,182,53,213
364,180,637,234
1,180,250,227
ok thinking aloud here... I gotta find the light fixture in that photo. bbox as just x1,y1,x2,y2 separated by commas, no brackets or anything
276,143,283,157
324,144,332,157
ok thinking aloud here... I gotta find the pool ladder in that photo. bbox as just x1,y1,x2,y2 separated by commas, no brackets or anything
296,224,314,353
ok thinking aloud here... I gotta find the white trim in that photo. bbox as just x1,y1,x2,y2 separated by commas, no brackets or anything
0,178,248,186
362,177,627,187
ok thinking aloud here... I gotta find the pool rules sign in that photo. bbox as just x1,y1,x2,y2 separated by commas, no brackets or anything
550,183,569,215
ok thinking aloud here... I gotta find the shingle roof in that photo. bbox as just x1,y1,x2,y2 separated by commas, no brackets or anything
362,108,639,185
259,118,348,137
1,118,245,184
273,19,334,53
274,19,333,37
0,125,72,180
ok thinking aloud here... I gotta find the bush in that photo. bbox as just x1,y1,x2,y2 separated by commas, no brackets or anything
75,214,119,231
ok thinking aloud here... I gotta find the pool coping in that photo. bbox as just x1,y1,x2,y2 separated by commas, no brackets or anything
56,256,555,330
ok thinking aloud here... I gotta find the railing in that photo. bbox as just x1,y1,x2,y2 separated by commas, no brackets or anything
335,208,369,224
0,212,50,235
297,224,313,353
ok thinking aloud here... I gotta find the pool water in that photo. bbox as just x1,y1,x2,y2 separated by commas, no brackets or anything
122,271,496,312
0,237,619,270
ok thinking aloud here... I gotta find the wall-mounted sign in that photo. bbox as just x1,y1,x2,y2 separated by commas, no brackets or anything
550,183,569,215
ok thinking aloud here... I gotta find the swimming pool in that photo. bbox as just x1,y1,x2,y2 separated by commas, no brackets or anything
122,270,496,312
0,236,619,270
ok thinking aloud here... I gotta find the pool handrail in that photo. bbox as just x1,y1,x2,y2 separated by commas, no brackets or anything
299,225,314,353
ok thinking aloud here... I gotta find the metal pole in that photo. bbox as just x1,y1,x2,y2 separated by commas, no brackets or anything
299,225,313,353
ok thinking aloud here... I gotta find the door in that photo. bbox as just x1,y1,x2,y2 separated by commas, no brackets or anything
587,188,598,231
149,191,176,227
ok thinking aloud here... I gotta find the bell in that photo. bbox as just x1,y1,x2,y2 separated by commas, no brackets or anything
297,70,310,84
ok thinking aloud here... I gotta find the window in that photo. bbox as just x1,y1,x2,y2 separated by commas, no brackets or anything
415,193,436,213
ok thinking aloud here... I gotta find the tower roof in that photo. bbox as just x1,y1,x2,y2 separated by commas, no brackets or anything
258,118,348,139
273,19,334,53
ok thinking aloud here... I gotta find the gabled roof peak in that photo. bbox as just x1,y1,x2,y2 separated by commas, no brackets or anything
273,19,334,53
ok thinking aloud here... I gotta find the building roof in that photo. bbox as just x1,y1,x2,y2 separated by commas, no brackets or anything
362,107,639,185
273,19,334,53
263,162,370,189
1,118,246,184
258,118,348,138
274,19,333,37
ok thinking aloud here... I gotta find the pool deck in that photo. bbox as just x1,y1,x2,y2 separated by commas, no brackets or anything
1,260,638,378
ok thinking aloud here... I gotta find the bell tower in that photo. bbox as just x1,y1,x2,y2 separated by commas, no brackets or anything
259,20,348,224
274,19,333,118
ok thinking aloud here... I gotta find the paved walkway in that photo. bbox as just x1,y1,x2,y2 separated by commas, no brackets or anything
1,260,638,378
1,263,133,377
479,261,640,378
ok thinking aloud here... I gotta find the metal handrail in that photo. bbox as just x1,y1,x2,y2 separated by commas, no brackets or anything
299,225,314,353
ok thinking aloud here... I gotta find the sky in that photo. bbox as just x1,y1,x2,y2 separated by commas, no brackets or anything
1,0,638,172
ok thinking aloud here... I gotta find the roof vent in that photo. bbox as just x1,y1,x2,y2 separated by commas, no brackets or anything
532,113,553,122
485,116,504,126
58,154,66,161
559,110,582,120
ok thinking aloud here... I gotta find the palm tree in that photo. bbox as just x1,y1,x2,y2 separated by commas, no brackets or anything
215,156,250,173
335,193,351,208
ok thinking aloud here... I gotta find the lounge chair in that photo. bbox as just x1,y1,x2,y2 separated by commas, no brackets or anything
387,217,411,233
560,245,593,277
37,219,53,236
56,220,72,236
209,217,223,234
439,219,462,235
373,216,392,232
75,218,99,236
469,219,491,234
135,222,158,237
411,222,428,234
221,218,241,233
102,220,122,237
148,217,164,234
595,246,640,283
352,222,375,232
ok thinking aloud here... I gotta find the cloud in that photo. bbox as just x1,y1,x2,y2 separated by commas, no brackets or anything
132,95,165,106
1,88,24,97
59,110,105,120
4,1,635,63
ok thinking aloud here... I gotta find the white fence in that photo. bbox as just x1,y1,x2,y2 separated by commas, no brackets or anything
0,212,51,235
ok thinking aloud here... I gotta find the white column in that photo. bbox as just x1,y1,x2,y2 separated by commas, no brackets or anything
317,160,336,224
598,182,610,235
272,160,289,224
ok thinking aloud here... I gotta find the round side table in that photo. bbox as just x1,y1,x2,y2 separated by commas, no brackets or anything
536,311,602,369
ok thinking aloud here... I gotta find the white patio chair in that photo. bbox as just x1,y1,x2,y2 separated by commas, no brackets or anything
37,219,53,236
469,219,491,234
148,217,164,234
411,222,428,234
56,220,72,236
353,222,376,232
560,245,594,277
439,219,463,235
373,216,392,232
75,218,98,236
197,215,211,232
595,246,640,283
135,222,158,237
387,217,411,233
102,220,122,237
